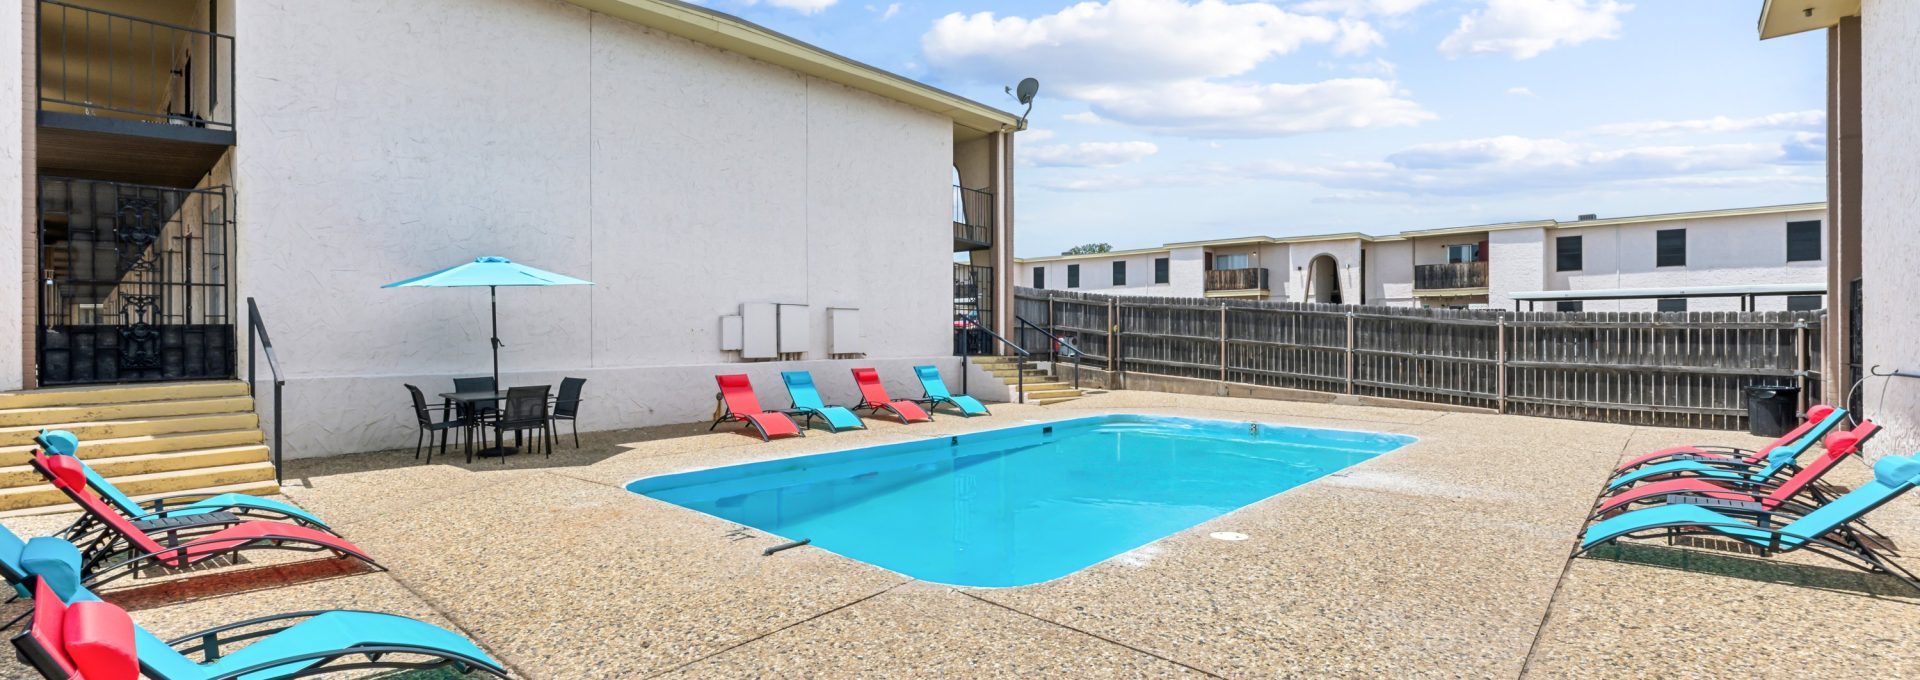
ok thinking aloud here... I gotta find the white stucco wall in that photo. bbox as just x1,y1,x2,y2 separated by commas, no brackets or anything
1861,0,1920,456
1286,240,1362,304
1020,252,1181,297
1364,240,1415,307
1167,246,1207,296
1535,210,1827,312
1487,227,1546,311
0,0,21,391
235,0,961,457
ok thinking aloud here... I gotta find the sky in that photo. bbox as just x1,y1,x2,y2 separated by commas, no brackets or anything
692,0,1829,257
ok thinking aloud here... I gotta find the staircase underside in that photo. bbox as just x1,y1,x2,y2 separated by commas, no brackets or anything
0,380,275,515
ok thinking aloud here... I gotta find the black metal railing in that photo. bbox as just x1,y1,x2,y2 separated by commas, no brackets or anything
954,264,994,355
963,325,1030,404
1414,262,1489,290
246,298,284,485
1204,267,1269,292
953,185,993,248
1019,316,1082,390
37,0,235,129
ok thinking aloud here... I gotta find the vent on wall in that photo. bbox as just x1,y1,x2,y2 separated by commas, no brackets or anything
777,304,810,360
740,303,777,359
829,307,863,358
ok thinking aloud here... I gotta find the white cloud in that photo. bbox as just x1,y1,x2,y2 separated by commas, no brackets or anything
1244,133,1819,195
1293,0,1434,17
1506,86,1534,96
880,2,901,20
1061,111,1107,124
1022,128,1058,142
1070,78,1432,137
1588,110,1825,136
745,0,839,14
1025,141,1161,167
1439,0,1631,60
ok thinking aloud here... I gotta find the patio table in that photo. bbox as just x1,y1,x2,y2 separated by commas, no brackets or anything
439,390,516,457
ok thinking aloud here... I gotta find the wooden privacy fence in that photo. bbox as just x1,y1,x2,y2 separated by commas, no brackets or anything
1014,287,1824,431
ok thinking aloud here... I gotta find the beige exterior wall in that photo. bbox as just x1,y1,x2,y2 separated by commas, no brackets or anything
1,0,23,391
234,0,970,457
1530,209,1828,312
1858,0,1920,455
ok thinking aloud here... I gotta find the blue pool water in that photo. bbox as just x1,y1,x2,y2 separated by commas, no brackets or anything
628,415,1415,587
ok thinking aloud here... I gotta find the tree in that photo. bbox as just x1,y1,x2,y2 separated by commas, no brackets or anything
1062,243,1113,255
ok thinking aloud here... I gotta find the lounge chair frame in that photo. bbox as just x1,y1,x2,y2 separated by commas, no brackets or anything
709,393,804,442
1575,494,1920,592
154,610,509,680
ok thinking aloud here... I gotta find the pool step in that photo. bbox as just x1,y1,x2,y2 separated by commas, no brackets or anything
0,380,276,513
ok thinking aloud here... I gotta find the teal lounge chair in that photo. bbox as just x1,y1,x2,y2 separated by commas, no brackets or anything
780,371,866,433
1577,453,1920,591
34,430,332,534
2,530,509,680
913,365,989,417
1603,433,1816,492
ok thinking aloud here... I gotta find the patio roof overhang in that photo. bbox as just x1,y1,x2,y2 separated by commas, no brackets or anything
566,0,1021,138
1757,0,1861,39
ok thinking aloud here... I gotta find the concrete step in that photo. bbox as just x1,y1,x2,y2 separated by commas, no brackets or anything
0,381,250,410
0,445,270,489
967,356,1026,367
0,428,263,467
987,368,1050,378
1026,389,1084,400
0,395,255,428
1036,396,1083,406
1017,382,1072,393
0,412,260,448
0,478,281,518
0,460,279,512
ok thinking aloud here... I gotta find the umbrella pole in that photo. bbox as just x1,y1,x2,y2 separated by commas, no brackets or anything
491,285,501,388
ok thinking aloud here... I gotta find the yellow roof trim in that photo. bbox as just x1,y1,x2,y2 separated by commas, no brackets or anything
566,0,1019,135
1758,0,1860,39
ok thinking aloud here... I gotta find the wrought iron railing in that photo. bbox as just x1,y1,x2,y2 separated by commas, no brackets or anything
954,264,994,355
1415,262,1489,290
963,325,1030,404
1019,316,1082,390
1204,267,1270,292
37,0,235,129
953,185,993,247
247,298,285,485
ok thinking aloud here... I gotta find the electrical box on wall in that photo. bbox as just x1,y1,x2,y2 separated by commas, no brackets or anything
828,308,862,355
740,303,777,359
777,304,810,355
719,315,743,351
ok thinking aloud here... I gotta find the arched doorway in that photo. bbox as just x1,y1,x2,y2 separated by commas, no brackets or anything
1307,255,1341,304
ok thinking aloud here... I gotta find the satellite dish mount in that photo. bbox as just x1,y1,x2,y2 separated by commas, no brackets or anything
1005,77,1039,130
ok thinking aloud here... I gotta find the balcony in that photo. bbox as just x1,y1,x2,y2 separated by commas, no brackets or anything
953,185,993,252
36,0,235,187
1414,262,1490,292
1204,268,1270,297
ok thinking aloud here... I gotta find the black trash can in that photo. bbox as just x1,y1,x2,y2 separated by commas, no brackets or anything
1745,385,1800,437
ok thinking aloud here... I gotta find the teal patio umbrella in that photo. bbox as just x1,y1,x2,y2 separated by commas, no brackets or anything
382,256,591,386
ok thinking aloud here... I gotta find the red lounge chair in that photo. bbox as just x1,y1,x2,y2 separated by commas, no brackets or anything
1594,421,1881,519
710,374,803,441
31,453,379,588
1611,404,1841,473
851,368,931,424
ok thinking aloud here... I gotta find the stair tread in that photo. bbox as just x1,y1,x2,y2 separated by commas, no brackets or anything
0,478,281,518
0,381,250,409
0,395,255,418
0,444,270,476
0,428,264,457
0,410,260,434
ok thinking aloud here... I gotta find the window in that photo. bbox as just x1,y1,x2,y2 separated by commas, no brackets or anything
1787,295,1823,311
1154,257,1169,284
1656,229,1686,267
1787,220,1822,262
1066,264,1080,289
1657,299,1688,313
1112,261,1127,286
1556,300,1584,313
1446,244,1478,264
1032,267,1045,289
1556,236,1582,272
1214,253,1251,270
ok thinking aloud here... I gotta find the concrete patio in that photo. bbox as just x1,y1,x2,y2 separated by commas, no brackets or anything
4,391,1917,678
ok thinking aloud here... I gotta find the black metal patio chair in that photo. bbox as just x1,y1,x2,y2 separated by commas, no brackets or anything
492,385,554,463
405,384,466,464
551,377,586,448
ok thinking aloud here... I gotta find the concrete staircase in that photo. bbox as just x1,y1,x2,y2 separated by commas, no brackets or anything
0,381,276,514
969,356,1087,405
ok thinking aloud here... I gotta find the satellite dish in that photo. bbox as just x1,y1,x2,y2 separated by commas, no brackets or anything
1015,78,1040,105
1005,77,1040,130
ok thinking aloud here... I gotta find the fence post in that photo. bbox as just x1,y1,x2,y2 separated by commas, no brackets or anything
1344,311,1356,395
1496,314,1508,414
1218,303,1228,383
1107,298,1117,373
1794,318,1808,416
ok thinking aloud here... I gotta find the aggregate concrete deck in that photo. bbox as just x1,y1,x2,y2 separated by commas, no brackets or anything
4,391,1917,678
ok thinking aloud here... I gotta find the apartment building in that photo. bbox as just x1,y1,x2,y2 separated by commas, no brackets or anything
2,0,1022,461
1018,203,1827,313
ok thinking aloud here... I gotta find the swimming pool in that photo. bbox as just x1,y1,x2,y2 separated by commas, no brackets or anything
629,415,1415,587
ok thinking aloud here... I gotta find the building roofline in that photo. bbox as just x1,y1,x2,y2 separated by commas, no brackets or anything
566,0,1021,136
1017,202,1829,261
1757,0,1860,39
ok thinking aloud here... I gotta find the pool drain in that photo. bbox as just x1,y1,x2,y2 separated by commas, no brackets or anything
1209,532,1249,541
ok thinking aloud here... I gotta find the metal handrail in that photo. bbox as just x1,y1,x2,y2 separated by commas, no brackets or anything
963,325,1030,404
1017,316,1083,390
37,0,237,130
246,298,284,484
